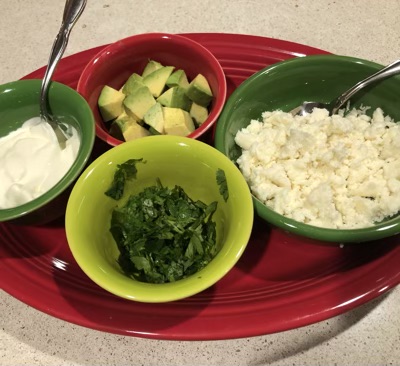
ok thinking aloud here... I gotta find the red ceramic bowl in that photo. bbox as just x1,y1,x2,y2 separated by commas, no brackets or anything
77,33,227,147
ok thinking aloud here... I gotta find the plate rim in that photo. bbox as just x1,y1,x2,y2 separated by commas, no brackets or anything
1,32,399,341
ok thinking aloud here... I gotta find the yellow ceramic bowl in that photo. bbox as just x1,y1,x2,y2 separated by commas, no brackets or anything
65,135,253,303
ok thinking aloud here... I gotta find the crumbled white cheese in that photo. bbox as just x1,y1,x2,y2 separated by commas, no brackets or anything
234,107,400,229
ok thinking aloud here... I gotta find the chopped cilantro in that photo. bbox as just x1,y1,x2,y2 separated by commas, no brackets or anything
109,180,219,284
216,168,229,202
105,159,144,200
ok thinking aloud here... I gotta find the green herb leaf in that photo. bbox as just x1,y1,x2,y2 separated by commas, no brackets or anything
105,158,144,200
109,180,219,284
216,168,229,202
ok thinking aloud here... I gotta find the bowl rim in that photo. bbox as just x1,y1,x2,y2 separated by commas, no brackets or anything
77,32,227,147
214,54,400,243
65,135,254,302
0,79,95,222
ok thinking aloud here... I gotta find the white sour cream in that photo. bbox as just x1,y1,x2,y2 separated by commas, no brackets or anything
0,117,80,209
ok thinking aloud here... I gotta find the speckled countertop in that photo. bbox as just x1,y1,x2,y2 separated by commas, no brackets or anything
1,1,400,365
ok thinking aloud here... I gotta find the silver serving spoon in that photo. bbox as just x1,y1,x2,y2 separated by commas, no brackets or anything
291,59,400,117
39,0,87,149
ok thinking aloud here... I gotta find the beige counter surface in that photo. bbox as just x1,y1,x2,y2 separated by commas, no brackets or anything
1,1,400,365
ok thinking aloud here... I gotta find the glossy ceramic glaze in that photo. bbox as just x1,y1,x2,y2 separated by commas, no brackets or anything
215,55,400,243
0,79,95,224
77,33,227,146
65,135,254,303
2,34,399,340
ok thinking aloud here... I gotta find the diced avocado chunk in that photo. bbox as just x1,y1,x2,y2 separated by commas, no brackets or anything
166,69,190,88
186,74,213,107
141,60,163,78
157,86,192,111
99,60,214,139
122,121,150,141
163,107,195,136
122,73,144,95
98,85,125,122
123,86,156,121
122,80,145,96
109,112,131,140
143,66,174,97
143,102,165,134
190,102,209,126
109,112,150,141
148,126,161,135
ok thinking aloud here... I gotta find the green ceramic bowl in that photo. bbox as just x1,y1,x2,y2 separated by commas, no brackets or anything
65,135,254,303
0,79,95,225
214,54,400,243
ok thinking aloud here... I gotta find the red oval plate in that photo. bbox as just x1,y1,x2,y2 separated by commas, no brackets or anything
1,33,399,340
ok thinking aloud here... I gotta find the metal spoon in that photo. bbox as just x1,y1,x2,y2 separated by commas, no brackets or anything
290,59,400,117
39,0,87,149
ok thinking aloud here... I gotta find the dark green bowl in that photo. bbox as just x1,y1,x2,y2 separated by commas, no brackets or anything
214,55,400,243
0,79,95,225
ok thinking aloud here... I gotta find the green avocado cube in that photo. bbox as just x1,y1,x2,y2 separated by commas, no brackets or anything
185,74,213,107
143,66,175,98
123,122,150,141
166,69,190,88
190,102,209,126
122,73,144,95
163,107,195,136
141,60,163,78
143,102,165,134
98,85,126,122
157,86,192,111
109,112,150,141
123,86,156,121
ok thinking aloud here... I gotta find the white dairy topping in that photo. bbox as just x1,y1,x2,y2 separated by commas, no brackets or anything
0,117,80,209
234,107,400,229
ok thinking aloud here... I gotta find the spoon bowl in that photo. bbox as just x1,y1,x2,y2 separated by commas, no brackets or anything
291,59,400,116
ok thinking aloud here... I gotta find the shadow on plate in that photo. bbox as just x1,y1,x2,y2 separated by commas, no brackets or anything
231,215,399,282
52,254,215,337
0,219,67,259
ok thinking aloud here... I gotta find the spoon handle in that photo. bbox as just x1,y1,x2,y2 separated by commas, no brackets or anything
39,0,87,118
331,59,400,115
62,0,87,27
